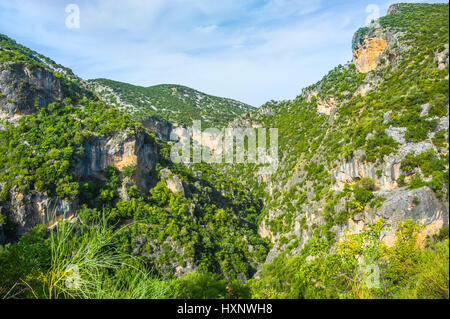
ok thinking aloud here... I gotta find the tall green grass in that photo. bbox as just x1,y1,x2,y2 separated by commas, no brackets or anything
23,214,170,299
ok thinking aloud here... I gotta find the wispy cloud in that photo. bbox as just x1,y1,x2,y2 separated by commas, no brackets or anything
0,0,447,106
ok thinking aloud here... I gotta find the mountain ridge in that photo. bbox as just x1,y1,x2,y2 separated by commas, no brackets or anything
87,78,255,129
0,2,449,299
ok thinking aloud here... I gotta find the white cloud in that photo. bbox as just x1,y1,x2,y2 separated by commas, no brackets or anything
0,0,447,106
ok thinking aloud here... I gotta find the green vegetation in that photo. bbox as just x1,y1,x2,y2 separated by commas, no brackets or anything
0,98,138,200
248,219,449,299
0,3,449,300
88,79,255,128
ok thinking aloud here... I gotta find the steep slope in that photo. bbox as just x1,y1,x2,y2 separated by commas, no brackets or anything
87,78,255,129
0,34,91,121
217,3,449,293
0,33,268,284
0,2,449,300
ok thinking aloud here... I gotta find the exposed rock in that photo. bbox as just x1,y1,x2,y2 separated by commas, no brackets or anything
76,130,158,192
385,126,407,144
118,176,134,201
385,126,437,154
434,44,449,70
383,110,392,124
0,63,63,119
2,186,75,241
387,4,402,15
258,219,273,242
301,88,337,115
141,116,172,141
316,95,337,115
333,186,449,247
132,234,196,277
352,29,391,73
332,150,400,191
332,135,438,192
160,168,185,196
354,83,372,97
302,88,320,103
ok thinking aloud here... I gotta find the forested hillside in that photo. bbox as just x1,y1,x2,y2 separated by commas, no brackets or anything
88,79,255,128
0,2,448,299
220,2,449,298
0,32,268,298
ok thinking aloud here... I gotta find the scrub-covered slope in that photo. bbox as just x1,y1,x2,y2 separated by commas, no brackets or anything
88,78,255,129
0,32,268,299
222,3,449,298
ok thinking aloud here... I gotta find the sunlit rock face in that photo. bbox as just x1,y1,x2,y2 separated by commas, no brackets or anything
332,186,449,248
352,29,390,73
76,130,158,192
0,63,63,119
434,44,449,70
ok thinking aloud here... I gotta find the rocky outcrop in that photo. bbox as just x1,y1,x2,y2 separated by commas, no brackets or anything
260,183,449,263
316,96,337,115
141,116,173,141
332,150,400,191
1,130,159,243
0,63,63,119
1,186,75,241
301,89,338,115
332,186,449,247
353,83,372,97
434,44,449,70
160,168,185,196
132,234,197,277
76,130,158,192
332,125,441,191
387,4,402,15
352,29,391,73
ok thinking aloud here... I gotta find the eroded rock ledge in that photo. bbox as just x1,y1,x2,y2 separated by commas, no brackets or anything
352,29,391,73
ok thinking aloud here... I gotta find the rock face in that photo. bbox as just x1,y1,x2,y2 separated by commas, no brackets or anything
316,96,337,115
332,153,400,191
434,44,449,70
1,187,75,241
332,186,449,247
256,19,448,262
160,168,185,196
260,183,449,263
0,63,63,119
76,130,158,192
0,129,159,244
387,4,402,15
141,116,173,141
352,29,390,73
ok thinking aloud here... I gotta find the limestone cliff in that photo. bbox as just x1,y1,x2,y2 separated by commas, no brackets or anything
352,28,391,73
231,6,450,265
1,186,75,241
0,130,158,244
76,130,158,192
0,63,63,119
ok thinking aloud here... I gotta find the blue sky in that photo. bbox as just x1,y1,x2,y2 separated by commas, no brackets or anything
0,0,447,106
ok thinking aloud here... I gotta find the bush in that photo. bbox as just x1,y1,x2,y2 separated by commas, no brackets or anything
428,94,448,117
409,174,427,189
171,272,250,299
